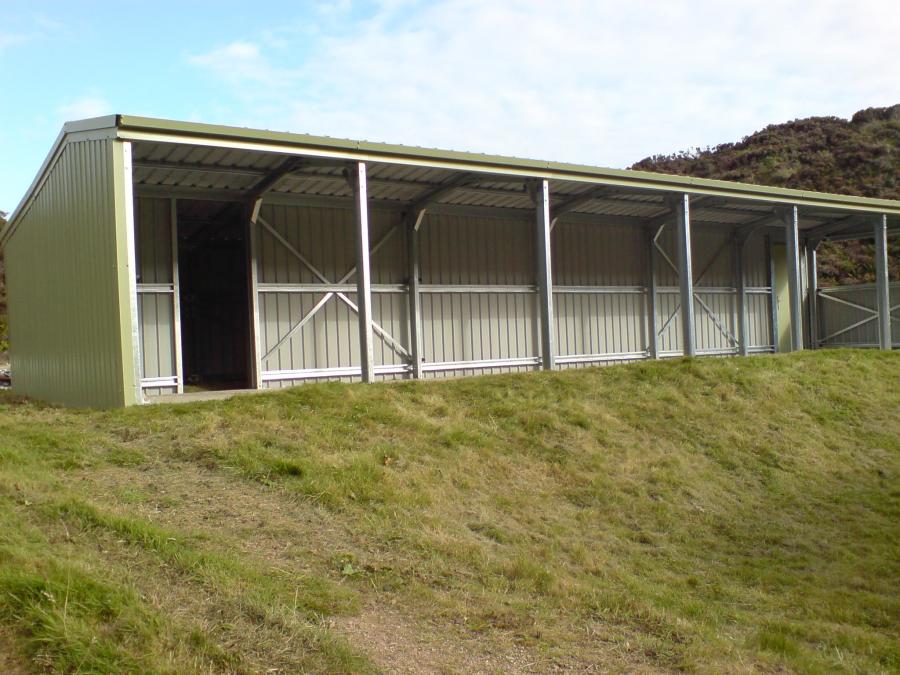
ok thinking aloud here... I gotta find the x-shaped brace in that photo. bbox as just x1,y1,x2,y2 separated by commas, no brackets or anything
653,224,739,346
257,217,409,362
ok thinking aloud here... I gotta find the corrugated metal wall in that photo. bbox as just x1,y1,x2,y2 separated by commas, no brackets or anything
553,219,648,365
817,282,899,348
419,212,538,377
247,201,776,387
134,197,178,395
649,225,773,356
5,139,135,407
255,203,409,386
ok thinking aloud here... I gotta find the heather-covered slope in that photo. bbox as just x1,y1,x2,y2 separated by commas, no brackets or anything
633,105,900,285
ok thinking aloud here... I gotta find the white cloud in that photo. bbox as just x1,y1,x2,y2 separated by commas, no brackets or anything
188,0,900,168
58,96,112,120
0,32,29,49
189,41,299,89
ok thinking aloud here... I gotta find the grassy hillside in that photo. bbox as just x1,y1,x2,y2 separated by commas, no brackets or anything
0,351,897,672
633,105,900,285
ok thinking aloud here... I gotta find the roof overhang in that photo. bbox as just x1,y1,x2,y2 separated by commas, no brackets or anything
3,114,900,248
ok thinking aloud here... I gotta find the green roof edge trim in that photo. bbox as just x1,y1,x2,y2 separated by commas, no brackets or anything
115,115,900,213
4,113,900,248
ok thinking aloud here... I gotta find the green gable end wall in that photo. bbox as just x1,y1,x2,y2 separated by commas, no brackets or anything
5,138,138,408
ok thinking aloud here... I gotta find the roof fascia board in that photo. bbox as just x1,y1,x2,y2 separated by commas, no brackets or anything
118,133,900,219
116,115,900,217
63,115,120,134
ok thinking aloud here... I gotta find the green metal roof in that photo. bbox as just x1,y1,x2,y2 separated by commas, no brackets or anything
115,115,900,213
4,113,900,247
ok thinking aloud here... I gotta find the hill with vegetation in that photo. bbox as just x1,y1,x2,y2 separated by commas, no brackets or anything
0,352,897,672
633,104,900,285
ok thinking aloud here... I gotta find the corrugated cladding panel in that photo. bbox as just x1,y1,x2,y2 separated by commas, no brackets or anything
135,197,176,395
419,212,538,373
650,223,774,354
818,283,900,348
744,232,773,349
248,201,778,385
551,219,647,360
5,139,132,407
255,203,409,385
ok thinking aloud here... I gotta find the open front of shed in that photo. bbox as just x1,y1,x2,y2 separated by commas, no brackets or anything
1,115,897,408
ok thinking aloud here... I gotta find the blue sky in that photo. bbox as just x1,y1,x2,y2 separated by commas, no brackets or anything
1,0,898,214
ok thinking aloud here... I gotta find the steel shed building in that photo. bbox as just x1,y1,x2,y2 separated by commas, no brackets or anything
1,115,898,408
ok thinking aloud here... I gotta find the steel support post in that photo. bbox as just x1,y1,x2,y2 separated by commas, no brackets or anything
874,214,892,350
674,194,696,356
734,232,748,356
806,242,818,350
351,162,375,382
783,205,803,351
646,227,659,358
247,199,264,389
170,198,185,393
766,235,778,351
535,179,556,369
120,141,144,405
407,212,424,378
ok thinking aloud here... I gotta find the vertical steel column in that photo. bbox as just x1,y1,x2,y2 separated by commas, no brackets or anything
767,235,778,351
734,232,748,356
535,179,555,370
247,200,263,389
407,211,424,378
874,214,892,350
783,205,803,351
170,198,184,393
351,162,375,382
674,194,696,356
121,141,144,405
806,242,818,350
646,227,659,359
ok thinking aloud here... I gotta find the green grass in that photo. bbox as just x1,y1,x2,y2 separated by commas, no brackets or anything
0,350,898,672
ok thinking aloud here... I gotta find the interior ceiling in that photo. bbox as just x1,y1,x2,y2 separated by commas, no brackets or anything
130,141,862,233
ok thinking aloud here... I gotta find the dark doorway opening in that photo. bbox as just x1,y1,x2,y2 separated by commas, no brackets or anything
177,200,252,391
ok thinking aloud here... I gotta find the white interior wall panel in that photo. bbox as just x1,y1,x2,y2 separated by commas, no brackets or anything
649,223,775,356
135,195,781,393
256,203,410,386
817,282,899,348
743,232,775,351
551,219,648,365
134,197,177,395
253,202,780,385
418,212,539,377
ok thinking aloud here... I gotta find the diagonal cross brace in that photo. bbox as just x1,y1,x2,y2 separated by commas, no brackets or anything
654,224,738,346
257,216,409,362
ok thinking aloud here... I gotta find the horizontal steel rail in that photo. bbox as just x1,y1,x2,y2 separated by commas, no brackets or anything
555,351,647,365
258,283,406,294
657,286,738,295
421,284,535,294
140,376,178,388
262,364,410,381
259,283,657,295
422,357,541,372
553,286,646,294
136,283,175,294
